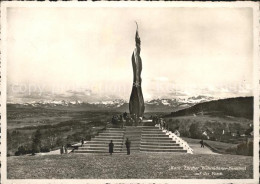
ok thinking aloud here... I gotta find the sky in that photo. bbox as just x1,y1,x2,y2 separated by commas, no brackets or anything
6,7,254,103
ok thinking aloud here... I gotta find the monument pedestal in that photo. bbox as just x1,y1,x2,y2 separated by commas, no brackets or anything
141,119,154,126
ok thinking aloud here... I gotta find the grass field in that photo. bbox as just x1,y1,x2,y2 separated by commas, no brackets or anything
7,153,253,179
182,137,237,154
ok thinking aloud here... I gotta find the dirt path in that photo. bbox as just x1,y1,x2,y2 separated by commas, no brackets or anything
36,142,85,156
188,142,219,154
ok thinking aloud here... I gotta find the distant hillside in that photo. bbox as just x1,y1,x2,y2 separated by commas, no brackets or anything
164,97,253,120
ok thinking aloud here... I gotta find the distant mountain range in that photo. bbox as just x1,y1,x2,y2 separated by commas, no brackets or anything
7,95,217,112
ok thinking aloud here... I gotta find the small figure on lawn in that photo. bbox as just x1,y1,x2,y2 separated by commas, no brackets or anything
109,140,114,155
200,139,204,148
125,138,131,155
81,138,84,147
65,145,68,154
60,145,64,154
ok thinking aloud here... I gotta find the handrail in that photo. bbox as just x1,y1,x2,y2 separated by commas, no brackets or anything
158,125,193,154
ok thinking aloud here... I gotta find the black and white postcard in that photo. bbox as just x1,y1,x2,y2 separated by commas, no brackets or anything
1,1,259,184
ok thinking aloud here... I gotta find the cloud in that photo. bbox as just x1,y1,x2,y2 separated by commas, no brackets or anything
151,77,169,82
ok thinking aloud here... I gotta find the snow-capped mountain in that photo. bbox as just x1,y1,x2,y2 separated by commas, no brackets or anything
8,95,217,112
19,100,83,107
145,95,216,107
89,99,126,108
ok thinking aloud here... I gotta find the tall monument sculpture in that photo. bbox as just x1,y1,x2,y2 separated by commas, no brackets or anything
129,22,145,118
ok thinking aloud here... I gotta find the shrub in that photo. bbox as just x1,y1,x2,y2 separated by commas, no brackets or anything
31,129,42,155
189,123,201,139
209,136,216,141
15,145,31,156
225,146,237,154
40,147,50,153
236,141,253,156
248,141,253,156
180,130,190,137
245,127,253,136
85,135,91,141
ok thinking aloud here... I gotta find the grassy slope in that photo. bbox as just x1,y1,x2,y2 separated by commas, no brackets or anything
8,153,252,179
182,137,237,154
165,97,253,119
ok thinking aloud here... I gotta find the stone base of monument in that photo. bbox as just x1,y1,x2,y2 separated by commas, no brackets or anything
140,127,186,152
141,119,154,126
74,125,188,153
74,128,125,153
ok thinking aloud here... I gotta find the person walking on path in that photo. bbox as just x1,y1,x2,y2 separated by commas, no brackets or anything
65,145,68,154
125,138,131,155
200,139,204,148
60,145,64,154
109,140,114,155
81,138,84,147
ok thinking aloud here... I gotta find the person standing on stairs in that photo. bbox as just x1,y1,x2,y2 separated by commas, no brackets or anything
125,138,131,155
109,140,114,155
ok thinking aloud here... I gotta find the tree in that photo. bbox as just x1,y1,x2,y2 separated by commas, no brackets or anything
56,136,64,147
245,127,253,136
45,129,57,149
31,129,42,155
189,123,201,139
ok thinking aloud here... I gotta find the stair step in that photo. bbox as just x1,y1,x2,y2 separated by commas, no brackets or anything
142,134,169,137
142,130,163,132
141,140,176,143
140,149,186,152
140,145,182,149
141,137,172,140
142,132,163,134
79,148,123,151
85,141,123,144
92,138,124,141
74,150,122,153
122,147,140,151
123,145,140,147
125,135,141,137
141,142,179,146
99,133,124,135
96,136,123,138
87,144,123,147
104,131,125,133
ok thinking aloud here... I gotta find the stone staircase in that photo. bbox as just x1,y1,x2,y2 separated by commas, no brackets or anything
74,126,187,153
140,126,187,153
74,128,125,153
122,126,142,152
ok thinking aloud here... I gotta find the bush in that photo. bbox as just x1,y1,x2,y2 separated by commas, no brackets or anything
40,147,50,153
15,146,31,156
85,135,91,141
31,129,42,155
189,123,201,139
225,146,237,154
245,127,253,136
31,144,40,154
180,130,190,137
226,141,253,156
